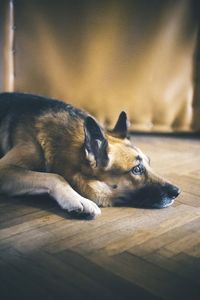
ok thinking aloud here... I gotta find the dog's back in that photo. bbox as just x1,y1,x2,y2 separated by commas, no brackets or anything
0,92,87,154
0,92,87,121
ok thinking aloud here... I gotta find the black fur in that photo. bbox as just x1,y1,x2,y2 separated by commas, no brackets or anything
111,111,128,139
0,92,87,122
0,92,88,151
114,183,180,208
84,116,109,168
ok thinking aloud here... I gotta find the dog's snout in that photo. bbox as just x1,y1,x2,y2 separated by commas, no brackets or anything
163,183,181,199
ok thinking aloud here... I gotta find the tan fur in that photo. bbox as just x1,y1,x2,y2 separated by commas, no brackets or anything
0,93,180,217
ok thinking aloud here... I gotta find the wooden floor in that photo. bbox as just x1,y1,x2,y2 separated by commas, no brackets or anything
0,135,200,300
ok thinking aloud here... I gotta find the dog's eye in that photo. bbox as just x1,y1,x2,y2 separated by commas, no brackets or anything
132,164,145,175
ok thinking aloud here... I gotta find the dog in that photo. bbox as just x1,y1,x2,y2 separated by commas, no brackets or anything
0,92,180,218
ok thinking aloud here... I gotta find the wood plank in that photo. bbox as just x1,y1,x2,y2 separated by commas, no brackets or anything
0,135,200,299
87,251,200,300
128,217,200,257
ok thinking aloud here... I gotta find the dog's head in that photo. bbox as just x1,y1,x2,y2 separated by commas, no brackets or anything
80,112,180,208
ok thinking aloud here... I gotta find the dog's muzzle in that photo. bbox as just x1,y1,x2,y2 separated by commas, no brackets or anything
114,182,181,209
150,183,181,208
162,183,180,199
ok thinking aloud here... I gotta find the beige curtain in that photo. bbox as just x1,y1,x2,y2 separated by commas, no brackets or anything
1,0,200,132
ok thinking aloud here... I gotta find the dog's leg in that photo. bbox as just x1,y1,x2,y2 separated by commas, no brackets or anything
72,173,113,207
0,145,101,218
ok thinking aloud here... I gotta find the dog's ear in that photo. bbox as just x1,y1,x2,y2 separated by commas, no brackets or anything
84,117,109,168
111,111,129,139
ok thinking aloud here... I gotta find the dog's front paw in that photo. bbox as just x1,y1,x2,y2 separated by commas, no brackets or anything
80,198,101,218
69,198,101,219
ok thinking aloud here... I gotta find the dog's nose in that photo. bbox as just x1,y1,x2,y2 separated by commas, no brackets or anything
163,183,181,199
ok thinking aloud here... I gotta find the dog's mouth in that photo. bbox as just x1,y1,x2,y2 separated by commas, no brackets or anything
113,183,180,209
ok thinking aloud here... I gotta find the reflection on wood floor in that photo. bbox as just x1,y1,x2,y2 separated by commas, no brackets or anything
0,136,200,300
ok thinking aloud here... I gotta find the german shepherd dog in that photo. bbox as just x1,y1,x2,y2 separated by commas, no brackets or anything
0,93,180,218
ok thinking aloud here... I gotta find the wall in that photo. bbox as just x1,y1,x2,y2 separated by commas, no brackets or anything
193,1,200,131
0,0,6,91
